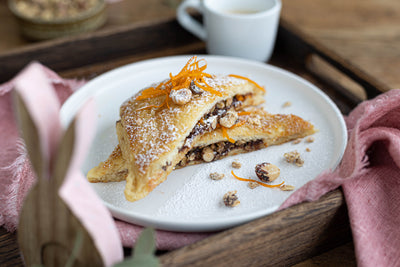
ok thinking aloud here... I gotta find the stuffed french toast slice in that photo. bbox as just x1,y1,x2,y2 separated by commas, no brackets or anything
87,56,315,202
117,72,266,201
176,107,316,168
87,86,265,185
87,108,316,184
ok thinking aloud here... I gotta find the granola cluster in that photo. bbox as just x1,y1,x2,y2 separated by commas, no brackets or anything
213,134,315,205
209,172,224,181
12,0,100,20
223,190,240,207
231,160,242,169
248,181,260,189
284,150,304,167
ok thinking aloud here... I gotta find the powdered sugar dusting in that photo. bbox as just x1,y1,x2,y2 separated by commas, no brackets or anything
118,75,245,174
205,75,244,88
126,109,180,173
76,56,346,232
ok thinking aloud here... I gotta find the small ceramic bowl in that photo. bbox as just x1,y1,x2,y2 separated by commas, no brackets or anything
8,0,107,41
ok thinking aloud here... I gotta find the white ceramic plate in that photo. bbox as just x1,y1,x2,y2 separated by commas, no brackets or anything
60,55,347,232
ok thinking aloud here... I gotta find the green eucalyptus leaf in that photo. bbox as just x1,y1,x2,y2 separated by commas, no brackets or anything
65,230,83,267
114,254,159,267
114,227,159,267
133,228,157,257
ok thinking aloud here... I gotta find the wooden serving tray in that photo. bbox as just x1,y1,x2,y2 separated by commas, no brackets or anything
0,17,384,266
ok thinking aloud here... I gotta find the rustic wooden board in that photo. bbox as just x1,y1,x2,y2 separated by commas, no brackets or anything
159,190,352,266
0,18,199,84
0,16,385,266
281,0,400,90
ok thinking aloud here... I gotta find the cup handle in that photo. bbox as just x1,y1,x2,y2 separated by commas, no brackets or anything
177,0,207,41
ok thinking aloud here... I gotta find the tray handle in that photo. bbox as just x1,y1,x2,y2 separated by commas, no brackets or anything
277,18,389,104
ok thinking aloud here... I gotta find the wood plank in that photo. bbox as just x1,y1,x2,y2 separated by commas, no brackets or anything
0,228,23,267
294,242,356,267
2,4,392,265
159,190,352,266
0,0,178,52
281,0,400,89
0,17,198,83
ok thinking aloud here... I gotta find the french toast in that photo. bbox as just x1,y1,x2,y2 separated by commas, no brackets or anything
117,75,266,202
87,56,315,202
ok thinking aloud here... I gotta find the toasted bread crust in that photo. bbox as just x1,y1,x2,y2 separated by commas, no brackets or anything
118,77,265,201
88,107,316,203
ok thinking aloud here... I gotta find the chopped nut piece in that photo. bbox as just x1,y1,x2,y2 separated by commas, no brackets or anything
292,138,302,144
248,181,260,189
180,157,188,166
284,150,304,167
236,140,245,146
188,152,196,161
282,101,292,108
208,116,218,130
170,88,192,105
216,101,225,109
189,81,203,94
219,110,239,128
306,147,311,152
209,172,224,180
216,142,225,153
209,105,215,114
305,136,315,143
255,162,280,182
232,160,242,169
280,184,295,191
223,190,240,207
202,147,215,162
225,98,233,107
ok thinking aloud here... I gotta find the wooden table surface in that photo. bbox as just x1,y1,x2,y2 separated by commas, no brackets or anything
1,0,399,265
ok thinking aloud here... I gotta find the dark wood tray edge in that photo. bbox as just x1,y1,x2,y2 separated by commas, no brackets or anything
160,189,351,266
0,16,388,266
0,17,199,83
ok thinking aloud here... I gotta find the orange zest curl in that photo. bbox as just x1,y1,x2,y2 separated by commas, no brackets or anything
221,126,235,143
238,111,251,116
194,80,223,97
135,56,223,109
220,120,246,143
231,170,284,188
232,120,246,128
228,74,266,92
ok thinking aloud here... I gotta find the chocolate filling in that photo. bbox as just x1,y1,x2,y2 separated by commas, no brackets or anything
180,94,249,151
177,139,264,168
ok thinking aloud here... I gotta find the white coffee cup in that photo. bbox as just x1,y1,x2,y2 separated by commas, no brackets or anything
177,0,281,62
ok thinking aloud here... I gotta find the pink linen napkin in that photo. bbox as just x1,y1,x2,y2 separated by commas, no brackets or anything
3,62,400,265
0,63,208,251
13,63,123,266
280,89,400,267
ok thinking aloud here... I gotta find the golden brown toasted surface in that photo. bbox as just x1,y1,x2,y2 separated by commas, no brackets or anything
118,76,265,202
119,77,264,174
177,108,316,167
87,108,315,189
86,57,316,203
196,108,316,147
87,145,126,183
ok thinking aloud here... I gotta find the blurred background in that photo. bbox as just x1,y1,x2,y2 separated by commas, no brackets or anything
1,0,400,265
1,0,399,90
